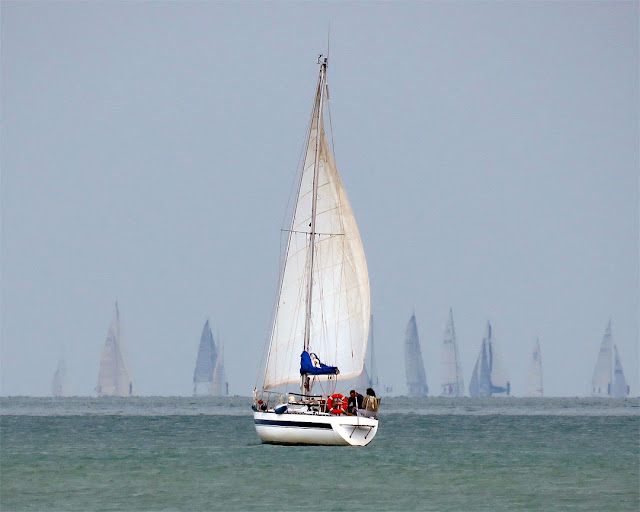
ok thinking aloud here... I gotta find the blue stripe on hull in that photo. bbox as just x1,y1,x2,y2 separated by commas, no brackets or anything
254,419,333,429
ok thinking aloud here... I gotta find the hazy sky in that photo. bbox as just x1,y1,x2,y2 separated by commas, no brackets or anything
2,1,638,397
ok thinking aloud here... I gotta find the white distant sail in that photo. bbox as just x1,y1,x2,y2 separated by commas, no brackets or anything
525,338,543,397
612,345,630,398
97,302,133,397
193,320,218,396
440,308,464,397
469,322,510,397
405,313,429,396
51,357,69,397
591,320,613,397
211,334,228,396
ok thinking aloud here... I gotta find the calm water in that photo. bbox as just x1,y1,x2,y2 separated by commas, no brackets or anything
1,397,638,511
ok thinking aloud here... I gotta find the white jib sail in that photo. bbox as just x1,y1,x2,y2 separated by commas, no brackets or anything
52,358,69,397
487,325,510,394
612,344,629,398
441,308,464,396
469,323,492,397
97,303,133,396
404,313,429,396
263,69,370,390
591,320,613,397
193,320,218,393
212,337,227,395
525,338,543,397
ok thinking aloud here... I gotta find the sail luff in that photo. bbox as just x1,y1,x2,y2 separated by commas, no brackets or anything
301,59,328,394
303,63,326,352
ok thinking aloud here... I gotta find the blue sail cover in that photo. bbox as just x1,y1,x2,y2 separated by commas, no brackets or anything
300,351,339,376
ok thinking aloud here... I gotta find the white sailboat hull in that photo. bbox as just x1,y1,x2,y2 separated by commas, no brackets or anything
253,411,378,446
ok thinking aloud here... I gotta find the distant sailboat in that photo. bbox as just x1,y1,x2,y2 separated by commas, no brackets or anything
525,338,543,397
97,302,133,397
469,322,510,397
405,313,429,396
193,320,218,396
440,308,464,397
591,320,630,397
51,357,69,397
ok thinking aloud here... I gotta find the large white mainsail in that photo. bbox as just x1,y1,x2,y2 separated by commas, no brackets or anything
97,302,133,397
262,59,370,392
525,338,543,397
440,308,464,397
469,322,510,397
591,320,613,397
404,313,429,396
612,344,630,398
193,320,218,395
51,357,69,397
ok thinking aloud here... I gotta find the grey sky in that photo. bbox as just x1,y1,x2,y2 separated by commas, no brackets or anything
1,1,637,397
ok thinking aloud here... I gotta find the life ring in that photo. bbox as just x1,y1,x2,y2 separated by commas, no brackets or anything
327,393,347,415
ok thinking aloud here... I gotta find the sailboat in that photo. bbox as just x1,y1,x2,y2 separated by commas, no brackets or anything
51,357,69,397
97,302,133,397
440,308,464,397
252,55,377,446
193,320,218,396
469,322,510,397
404,313,429,396
525,338,543,397
591,320,630,397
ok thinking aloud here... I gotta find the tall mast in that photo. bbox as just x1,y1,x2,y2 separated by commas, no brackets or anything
301,55,328,395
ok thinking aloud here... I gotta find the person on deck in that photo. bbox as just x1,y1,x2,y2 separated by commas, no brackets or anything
347,389,363,414
359,388,379,418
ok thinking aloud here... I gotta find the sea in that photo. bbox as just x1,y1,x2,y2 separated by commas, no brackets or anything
1,396,638,511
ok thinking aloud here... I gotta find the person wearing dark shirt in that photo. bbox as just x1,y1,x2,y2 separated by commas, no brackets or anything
347,389,363,414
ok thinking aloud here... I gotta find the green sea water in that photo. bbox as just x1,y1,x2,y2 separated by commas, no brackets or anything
1,397,638,511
